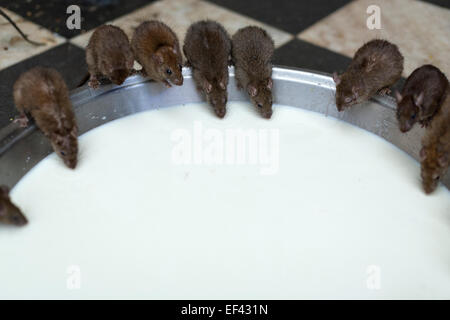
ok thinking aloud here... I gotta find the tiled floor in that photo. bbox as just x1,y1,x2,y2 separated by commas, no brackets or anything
298,0,450,76
0,0,449,128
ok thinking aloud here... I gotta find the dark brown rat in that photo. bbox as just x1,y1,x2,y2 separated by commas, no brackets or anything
333,39,403,111
420,91,450,194
0,185,27,226
13,67,79,169
396,64,448,132
131,21,183,87
86,25,134,88
232,26,274,119
183,20,231,118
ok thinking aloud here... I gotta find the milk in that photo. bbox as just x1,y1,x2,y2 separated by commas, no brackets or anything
1,102,449,299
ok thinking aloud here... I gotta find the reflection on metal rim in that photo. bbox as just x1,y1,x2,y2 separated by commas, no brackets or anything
0,66,448,189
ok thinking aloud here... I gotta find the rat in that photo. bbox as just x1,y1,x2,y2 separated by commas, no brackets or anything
232,26,274,119
85,25,134,89
0,8,45,46
13,67,79,169
396,64,448,132
131,20,183,87
419,90,450,194
333,39,404,111
183,20,231,118
0,185,28,226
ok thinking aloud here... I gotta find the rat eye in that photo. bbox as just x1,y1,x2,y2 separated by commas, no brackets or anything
166,69,172,75
60,151,66,156
257,103,263,108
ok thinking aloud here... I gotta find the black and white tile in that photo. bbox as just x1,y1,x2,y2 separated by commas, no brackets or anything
0,0,449,127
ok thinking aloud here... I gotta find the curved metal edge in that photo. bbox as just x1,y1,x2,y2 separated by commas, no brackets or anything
0,66,448,190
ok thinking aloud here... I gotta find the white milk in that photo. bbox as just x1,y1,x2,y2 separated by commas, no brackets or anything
1,102,449,299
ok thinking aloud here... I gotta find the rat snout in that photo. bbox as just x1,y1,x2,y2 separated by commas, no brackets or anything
423,179,438,194
112,78,126,86
261,109,273,119
399,124,411,133
399,119,413,133
110,69,129,86
11,212,28,226
6,203,28,226
214,107,226,118
171,75,184,86
65,159,77,170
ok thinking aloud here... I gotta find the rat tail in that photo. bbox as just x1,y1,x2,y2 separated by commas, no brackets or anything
77,73,90,87
0,8,45,46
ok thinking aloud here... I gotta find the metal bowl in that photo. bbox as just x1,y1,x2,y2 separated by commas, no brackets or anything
1,66,448,189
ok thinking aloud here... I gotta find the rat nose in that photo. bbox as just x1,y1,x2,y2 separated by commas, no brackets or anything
65,159,77,170
215,108,226,118
174,76,183,86
113,78,125,85
262,109,273,119
12,214,27,226
400,124,411,133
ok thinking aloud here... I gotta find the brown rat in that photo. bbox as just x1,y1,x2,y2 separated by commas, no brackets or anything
183,20,231,118
131,21,183,87
232,26,274,119
396,64,448,132
419,91,450,194
333,39,403,111
0,185,27,226
85,25,134,88
13,67,79,169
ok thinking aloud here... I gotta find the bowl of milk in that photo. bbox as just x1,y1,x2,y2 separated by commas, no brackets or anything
0,67,449,299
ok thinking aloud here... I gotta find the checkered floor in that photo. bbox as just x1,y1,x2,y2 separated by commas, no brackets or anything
0,0,449,128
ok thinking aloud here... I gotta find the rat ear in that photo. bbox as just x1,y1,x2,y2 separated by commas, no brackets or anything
419,148,427,161
365,55,377,72
0,185,10,196
172,46,178,55
203,81,212,94
219,81,226,90
247,84,258,97
414,92,424,107
267,78,273,90
395,91,403,102
70,125,78,139
152,53,164,65
438,154,447,167
332,72,341,85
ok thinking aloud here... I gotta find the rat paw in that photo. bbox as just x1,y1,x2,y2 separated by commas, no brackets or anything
163,80,172,88
13,115,29,127
378,87,391,96
88,79,100,89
